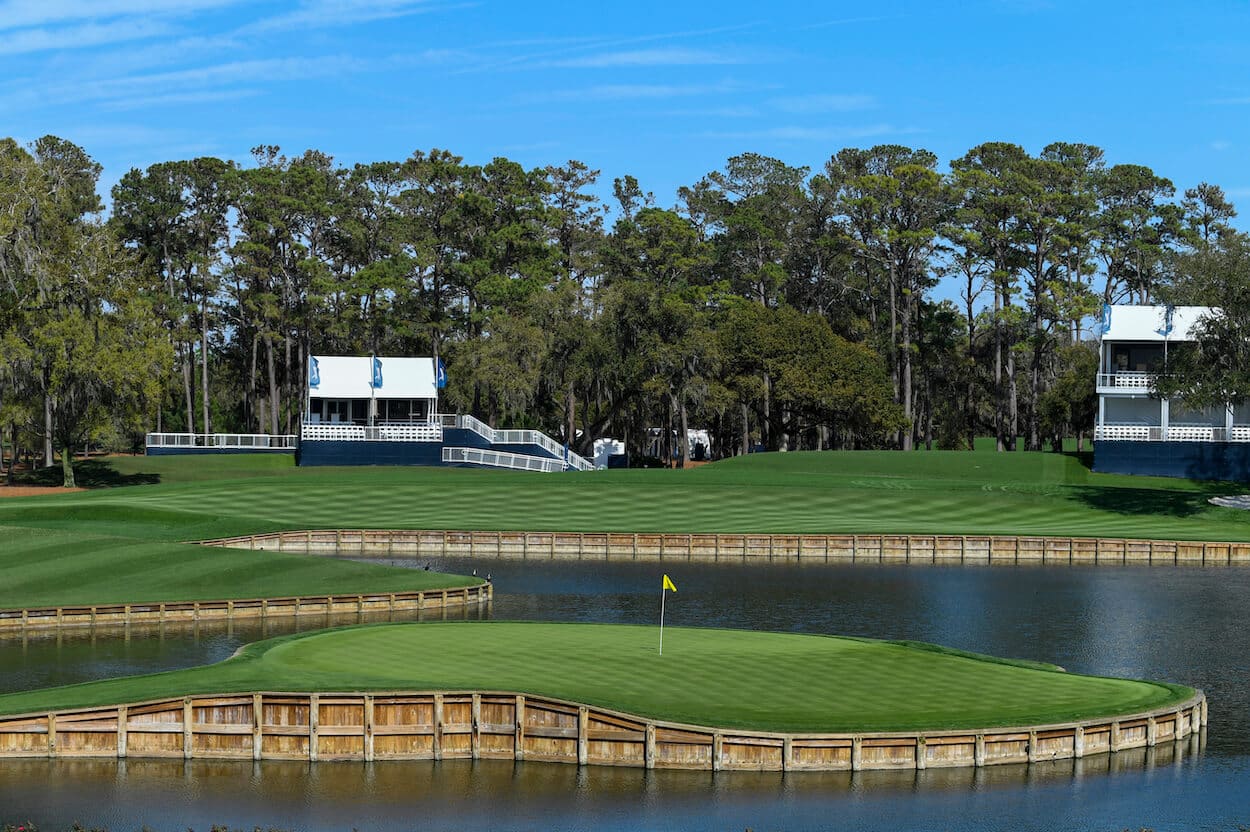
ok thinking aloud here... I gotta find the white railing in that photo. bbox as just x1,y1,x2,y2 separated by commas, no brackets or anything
146,433,297,450
1097,372,1157,390
301,424,366,441
1094,425,1250,442
301,423,443,442
300,414,595,470
441,446,565,473
494,428,595,471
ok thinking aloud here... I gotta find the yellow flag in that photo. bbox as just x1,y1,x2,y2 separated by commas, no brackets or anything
662,574,677,592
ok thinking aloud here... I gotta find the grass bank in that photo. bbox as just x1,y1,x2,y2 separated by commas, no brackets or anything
0,527,477,609
0,622,1192,732
3,449,1249,542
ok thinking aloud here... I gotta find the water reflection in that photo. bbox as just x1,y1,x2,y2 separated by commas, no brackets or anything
0,734,1220,832
1,557,1247,830
0,603,489,693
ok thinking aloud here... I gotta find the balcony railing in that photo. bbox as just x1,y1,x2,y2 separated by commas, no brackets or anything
1097,372,1158,391
1095,425,1246,442
301,423,443,442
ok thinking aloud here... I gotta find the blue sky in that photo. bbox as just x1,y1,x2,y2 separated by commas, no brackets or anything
3,0,1250,224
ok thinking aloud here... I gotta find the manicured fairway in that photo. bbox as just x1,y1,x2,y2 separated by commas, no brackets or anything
0,527,478,608
0,622,1193,731
2,449,1249,542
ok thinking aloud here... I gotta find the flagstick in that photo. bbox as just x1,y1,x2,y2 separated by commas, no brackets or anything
659,585,666,656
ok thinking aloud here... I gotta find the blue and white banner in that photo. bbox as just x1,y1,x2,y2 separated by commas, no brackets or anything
309,356,320,389
371,356,384,389
1157,305,1175,337
1099,304,1112,335
436,357,447,389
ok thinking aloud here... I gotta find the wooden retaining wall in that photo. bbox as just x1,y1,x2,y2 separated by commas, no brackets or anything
201,529,1250,566
0,584,491,633
0,690,1205,772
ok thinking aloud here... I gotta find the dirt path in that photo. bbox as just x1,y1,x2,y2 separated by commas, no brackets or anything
0,485,86,498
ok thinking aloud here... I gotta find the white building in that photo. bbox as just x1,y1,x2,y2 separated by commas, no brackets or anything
1095,305,1250,479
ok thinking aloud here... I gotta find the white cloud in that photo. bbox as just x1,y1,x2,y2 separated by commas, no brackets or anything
546,48,746,69
4,55,366,111
525,80,757,103
97,88,261,112
1211,140,1232,151
0,19,173,55
0,0,241,31
771,93,876,113
704,123,922,142
241,0,467,33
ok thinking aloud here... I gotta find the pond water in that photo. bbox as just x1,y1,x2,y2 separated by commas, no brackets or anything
1,559,1247,831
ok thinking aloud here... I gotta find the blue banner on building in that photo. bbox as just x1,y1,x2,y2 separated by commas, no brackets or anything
371,356,383,389
1100,304,1112,335
309,356,320,389
1157,305,1175,337
436,358,447,389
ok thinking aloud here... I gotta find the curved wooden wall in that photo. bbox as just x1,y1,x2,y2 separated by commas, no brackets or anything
0,584,491,633
202,528,1250,566
0,689,1206,772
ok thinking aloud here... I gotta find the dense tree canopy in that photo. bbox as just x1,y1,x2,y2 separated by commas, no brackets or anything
0,134,1240,472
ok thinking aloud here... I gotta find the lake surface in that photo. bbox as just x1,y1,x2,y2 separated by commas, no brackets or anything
1,559,1247,831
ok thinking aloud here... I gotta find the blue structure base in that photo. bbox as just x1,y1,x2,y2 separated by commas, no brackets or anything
146,447,293,456
297,440,448,467
1094,440,1250,481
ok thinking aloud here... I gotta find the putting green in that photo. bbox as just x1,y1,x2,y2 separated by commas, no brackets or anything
0,622,1193,732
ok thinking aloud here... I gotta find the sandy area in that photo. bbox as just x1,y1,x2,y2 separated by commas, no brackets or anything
0,485,87,497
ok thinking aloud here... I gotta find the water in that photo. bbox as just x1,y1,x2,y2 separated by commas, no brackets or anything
2,559,1248,830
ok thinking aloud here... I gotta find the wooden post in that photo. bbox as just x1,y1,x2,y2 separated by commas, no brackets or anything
47,714,56,757
915,736,925,769
644,723,656,769
117,705,128,758
782,736,793,771
252,693,263,760
183,698,193,759
974,734,986,766
633,533,638,560
851,736,862,771
309,694,319,762
472,694,482,760
1147,715,1157,746
1073,726,1084,758
514,695,526,760
577,706,589,765
1110,721,1121,752
364,695,374,762
433,694,443,761
1027,730,1038,763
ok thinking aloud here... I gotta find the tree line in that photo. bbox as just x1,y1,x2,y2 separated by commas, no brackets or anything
0,135,1242,485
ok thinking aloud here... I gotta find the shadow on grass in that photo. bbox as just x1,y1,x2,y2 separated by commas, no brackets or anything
1067,486,1217,519
15,459,160,488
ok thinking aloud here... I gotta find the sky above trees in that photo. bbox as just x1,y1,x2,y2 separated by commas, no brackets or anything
3,0,1249,237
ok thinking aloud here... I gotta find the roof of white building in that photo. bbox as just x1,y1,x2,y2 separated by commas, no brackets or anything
309,355,438,399
1101,305,1218,342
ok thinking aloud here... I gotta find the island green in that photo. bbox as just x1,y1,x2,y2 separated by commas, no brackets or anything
0,622,1193,732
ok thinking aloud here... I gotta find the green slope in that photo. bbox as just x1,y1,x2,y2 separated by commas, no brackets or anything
0,622,1193,732
2,449,1247,542
0,526,479,608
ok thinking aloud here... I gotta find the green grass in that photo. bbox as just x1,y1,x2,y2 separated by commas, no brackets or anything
2,449,1245,608
0,622,1193,731
3,448,1249,542
0,526,477,608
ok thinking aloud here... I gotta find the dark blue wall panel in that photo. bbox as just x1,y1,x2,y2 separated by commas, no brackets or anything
297,440,447,467
1094,440,1250,481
